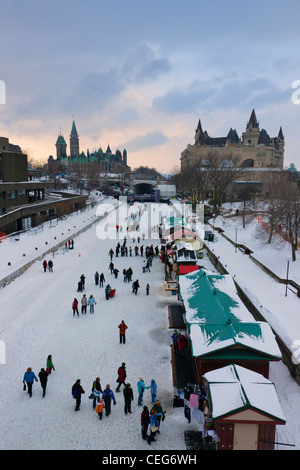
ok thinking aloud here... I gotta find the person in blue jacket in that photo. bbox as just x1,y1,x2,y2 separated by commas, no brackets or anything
88,295,97,313
147,410,163,444
102,384,116,417
150,379,157,403
171,329,179,354
23,367,38,397
137,377,149,406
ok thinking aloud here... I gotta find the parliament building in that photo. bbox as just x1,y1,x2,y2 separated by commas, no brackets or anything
49,120,129,173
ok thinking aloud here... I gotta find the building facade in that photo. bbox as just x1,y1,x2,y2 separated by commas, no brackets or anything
52,120,129,173
181,109,284,171
0,136,53,226
0,135,89,234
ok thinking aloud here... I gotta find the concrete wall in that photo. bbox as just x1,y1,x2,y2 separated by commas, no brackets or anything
204,242,300,387
1,152,28,182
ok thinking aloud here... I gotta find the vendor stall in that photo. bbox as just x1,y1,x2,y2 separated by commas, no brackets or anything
202,364,286,450
178,269,282,380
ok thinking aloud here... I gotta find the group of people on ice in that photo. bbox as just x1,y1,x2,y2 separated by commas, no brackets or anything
94,271,105,287
71,364,166,444
22,347,166,443
171,329,187,358
41,220,168,444
72,294,97,315
22,355,55,398
42,259,53,272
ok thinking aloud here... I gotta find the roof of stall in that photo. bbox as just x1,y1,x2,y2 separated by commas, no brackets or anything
203,364,286,423
189,321,281,360
178,269,282,360
178,268,254,324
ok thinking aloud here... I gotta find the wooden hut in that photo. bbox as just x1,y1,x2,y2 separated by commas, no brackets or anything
178,269,281,380
202,364,286,450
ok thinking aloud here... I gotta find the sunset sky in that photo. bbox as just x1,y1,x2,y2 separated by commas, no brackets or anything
1,0,300,173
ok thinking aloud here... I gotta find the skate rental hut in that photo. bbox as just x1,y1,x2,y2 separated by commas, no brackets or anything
202,364,286,450
178,269,282,381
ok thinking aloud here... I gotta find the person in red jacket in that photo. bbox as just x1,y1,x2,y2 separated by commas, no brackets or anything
116,362,127,392
72,298,79,317
42,260,47,272
118,320,128,344
177,332,186,358
141,405,150,440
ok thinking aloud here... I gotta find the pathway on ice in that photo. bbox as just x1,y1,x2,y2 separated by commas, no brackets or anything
0,203,192,450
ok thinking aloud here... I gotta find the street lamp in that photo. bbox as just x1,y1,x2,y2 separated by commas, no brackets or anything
285,258,290,297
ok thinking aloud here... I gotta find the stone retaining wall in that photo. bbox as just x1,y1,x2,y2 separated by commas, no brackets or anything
204,242,300,387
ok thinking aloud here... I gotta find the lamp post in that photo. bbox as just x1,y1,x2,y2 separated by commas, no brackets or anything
285,258,290,297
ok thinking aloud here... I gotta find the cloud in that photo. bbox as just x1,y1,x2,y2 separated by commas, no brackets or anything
122,45,171,83
211,78,290,110
59,70,124,116
152,80,214,114
152,77,291,116
122,131,168,151
14,44,171,124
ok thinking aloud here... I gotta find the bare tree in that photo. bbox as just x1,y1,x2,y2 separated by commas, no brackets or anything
173,161,208,203
282,180,300,261
258,171,300,255
202,151,242,213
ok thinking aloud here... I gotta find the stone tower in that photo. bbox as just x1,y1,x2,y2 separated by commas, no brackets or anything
70,120,79,157
55,134,67,160
242,109,261,147
277,127,285,155
123,149,127,166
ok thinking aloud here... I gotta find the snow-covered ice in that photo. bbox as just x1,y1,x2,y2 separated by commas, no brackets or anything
0,198,300,450
0,201,201,450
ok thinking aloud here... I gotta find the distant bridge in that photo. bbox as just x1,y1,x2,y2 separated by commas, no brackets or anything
98,174,175,198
